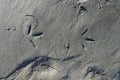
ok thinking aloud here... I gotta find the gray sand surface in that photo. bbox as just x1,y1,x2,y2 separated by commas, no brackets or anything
0,0,120,80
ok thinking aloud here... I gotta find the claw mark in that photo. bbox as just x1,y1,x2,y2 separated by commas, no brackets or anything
25,15,38,30
4,28,12,31
29,39,37,48
27,25,32,35
25,15,35,18
81,29,88,36
32,32,44,38
85,38,95,42
81,44,86,50
98,0,103,10
82,44,85,49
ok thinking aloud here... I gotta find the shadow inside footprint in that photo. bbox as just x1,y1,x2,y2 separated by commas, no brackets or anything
32,32,44,38
27,24,32,35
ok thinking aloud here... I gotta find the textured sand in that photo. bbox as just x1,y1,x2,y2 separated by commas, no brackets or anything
0,0,120,80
